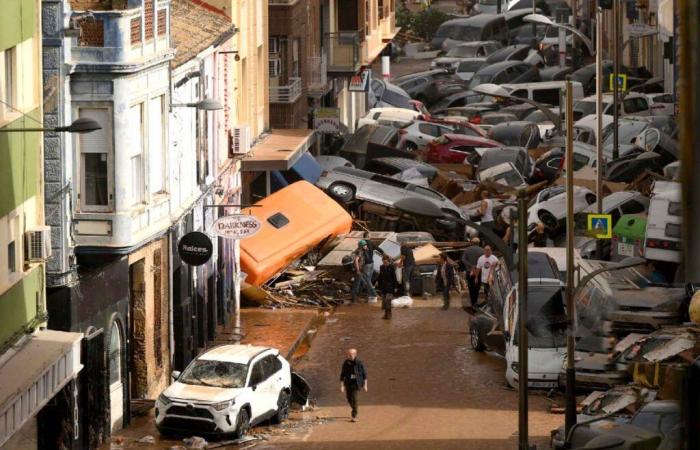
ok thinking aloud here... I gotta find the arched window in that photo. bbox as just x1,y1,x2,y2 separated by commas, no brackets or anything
108,321,122,386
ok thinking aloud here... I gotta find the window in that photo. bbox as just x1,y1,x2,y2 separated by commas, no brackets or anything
267,212,289,229
148,95,166,194
623,97,649,114
668,201,681,216
666,223,681,239
653,94,673,103
263,355,282,378
129,103,145,205
511,89,528,98
533,89,561,106
0,46,16,120
572,153,590,171
418,123,439,136
7,241,16,273
109,321,123,386
620,200,646,215
79,108,111,210
249,360,266,386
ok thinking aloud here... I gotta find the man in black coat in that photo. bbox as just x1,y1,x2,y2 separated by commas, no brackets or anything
339,348,368,422
436,253,456,310
377,255,398,319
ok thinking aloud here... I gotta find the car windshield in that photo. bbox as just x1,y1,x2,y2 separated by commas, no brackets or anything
381,90,412,109
453,125,480,137
436,25,460,38
469,74,493,89
179,360,248,388
490,170,524,187
456,27,482,41
514,287,567,349
448,46,479,58
573,101,600,118
458,60,485,72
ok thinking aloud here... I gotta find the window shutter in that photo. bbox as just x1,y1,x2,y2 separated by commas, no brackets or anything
79,108,109,154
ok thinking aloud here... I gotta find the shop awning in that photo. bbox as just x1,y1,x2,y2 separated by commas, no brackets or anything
241,129,315,172
0,330,83,446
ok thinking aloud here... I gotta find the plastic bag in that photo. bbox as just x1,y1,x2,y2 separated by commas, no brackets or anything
391,296,413,308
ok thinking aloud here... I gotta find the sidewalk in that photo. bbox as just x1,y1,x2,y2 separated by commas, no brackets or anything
214,308,322,361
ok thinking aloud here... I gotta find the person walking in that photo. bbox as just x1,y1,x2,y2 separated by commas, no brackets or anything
339,348,368,422
475,245,498,304
377,255,398,319
436,253,455,310
351,240,378,303
462,237,484,308
398,244,415,296
530,222,549,248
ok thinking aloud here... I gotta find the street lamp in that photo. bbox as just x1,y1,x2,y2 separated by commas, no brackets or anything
171,98,224,111
471,83,563,134
562,256,646,440
0,117,102,133
524,13,595,58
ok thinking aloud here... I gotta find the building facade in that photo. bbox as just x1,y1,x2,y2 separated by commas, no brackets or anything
41,0,175,446
1,1,83,448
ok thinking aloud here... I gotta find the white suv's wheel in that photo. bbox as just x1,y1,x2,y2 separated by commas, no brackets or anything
272,390,290,424
235,408,250,438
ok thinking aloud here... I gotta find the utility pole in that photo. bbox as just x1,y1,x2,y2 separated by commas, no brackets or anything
517,188,530,450
595,4,604,260
571,0,578,69
564,78,577,436
612,0,621,160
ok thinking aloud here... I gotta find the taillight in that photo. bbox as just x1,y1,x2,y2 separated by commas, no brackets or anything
470,116,482,125
647,239,658,248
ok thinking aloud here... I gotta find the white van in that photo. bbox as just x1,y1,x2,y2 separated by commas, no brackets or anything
501,81,585,107
356,107,420,129
644,181,681,263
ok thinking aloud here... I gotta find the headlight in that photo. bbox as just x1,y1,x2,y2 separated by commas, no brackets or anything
511,362,519,374
212,400,232,411
158,394,171,406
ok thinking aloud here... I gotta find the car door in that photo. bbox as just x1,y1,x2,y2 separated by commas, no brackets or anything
503,287,518,365
417,122,440,143
259,355,283,413
247,357,268,420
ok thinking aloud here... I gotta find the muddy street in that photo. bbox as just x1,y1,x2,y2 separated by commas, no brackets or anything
256,298,562,450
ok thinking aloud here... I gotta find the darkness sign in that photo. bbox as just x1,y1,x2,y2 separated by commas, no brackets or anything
178,231,213,266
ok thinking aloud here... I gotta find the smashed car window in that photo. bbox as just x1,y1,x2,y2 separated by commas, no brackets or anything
179,360,248,388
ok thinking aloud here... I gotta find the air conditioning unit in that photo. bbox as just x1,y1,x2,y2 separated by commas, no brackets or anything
269,36,279,54
229,126,251,157
269,58,281,77
25,226,52,263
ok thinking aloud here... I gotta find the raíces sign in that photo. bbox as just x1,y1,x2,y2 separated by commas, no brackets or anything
211,214,262,239
178,231,213,266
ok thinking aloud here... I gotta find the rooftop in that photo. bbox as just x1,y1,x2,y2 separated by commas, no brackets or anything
170,0,234,68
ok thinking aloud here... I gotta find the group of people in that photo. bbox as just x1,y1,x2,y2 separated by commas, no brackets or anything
350,239,415,320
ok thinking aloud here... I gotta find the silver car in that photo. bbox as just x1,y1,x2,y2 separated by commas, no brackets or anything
315,166,465,220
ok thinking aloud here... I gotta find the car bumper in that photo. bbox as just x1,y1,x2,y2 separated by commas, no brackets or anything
155,401,240,435
558,370,629,390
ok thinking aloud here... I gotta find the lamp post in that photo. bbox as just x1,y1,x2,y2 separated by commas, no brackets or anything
171,98,224,111
524,14,595,58
0,117,102,133
595,4,604,260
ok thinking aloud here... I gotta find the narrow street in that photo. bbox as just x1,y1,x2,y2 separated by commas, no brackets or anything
257,299,561,450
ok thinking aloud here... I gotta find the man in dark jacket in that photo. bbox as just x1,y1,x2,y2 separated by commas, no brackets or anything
339,348,368,421
378,255,398,319
436,253,456,310
398,244,415,296
461,237,484,307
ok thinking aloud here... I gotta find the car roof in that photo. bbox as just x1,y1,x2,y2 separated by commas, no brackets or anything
443,134,501,145
372,157,436,171
574,114,614,129
393,69,449,83
580,92,646,102
651,180,680,200
199,344,274,364
502,80,581,90
582,191,642,213
475,60,529,75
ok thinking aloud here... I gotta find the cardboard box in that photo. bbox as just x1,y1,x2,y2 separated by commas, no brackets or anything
430,171,467,199
412,244,442,264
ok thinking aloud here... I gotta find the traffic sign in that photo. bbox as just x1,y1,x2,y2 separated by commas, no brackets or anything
609,73,628,92
587,214,613,239
349,68,371,92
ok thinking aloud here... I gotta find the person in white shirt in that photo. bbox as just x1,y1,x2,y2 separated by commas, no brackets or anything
475,245,499,304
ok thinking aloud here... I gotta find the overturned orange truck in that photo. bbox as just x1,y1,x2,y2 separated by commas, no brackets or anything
240,181,353,286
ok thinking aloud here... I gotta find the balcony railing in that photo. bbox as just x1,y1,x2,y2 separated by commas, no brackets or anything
270,77,303,103
324,31,361,73
308,54,329,93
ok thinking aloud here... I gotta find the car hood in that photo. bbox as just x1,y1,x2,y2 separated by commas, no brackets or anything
163,381,243,403
433,57,463,65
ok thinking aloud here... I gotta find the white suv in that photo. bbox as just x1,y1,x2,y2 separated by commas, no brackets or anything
156,345,292,438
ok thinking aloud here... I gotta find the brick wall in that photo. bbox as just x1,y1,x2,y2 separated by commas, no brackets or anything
127,238,170,399
270,97,308,129
77,19,104,47
68,0,127,11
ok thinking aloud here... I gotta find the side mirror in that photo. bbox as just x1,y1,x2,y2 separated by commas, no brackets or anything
171,370,181,380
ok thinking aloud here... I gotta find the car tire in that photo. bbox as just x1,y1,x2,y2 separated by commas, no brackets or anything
470,323,486,352
271,390,290,424
585,193,596,205
234,408,250,439
328,183,355,203
538,210,558,230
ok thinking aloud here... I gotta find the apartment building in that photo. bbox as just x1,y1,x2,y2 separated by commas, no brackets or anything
1,1,83,449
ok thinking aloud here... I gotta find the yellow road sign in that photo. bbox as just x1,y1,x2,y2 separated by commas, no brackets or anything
609,73,628,91
587,214,613,239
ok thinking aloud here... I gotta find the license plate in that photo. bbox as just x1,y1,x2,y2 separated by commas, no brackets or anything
617,242,635,257
529,380,557,388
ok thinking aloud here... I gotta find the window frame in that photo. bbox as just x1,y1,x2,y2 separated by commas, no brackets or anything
76,105,114,212
148,93,168,196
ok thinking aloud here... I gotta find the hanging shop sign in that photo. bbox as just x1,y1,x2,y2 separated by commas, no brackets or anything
178,231,213,266
349,68,371,92
211,214,262,239
314,108,341,133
